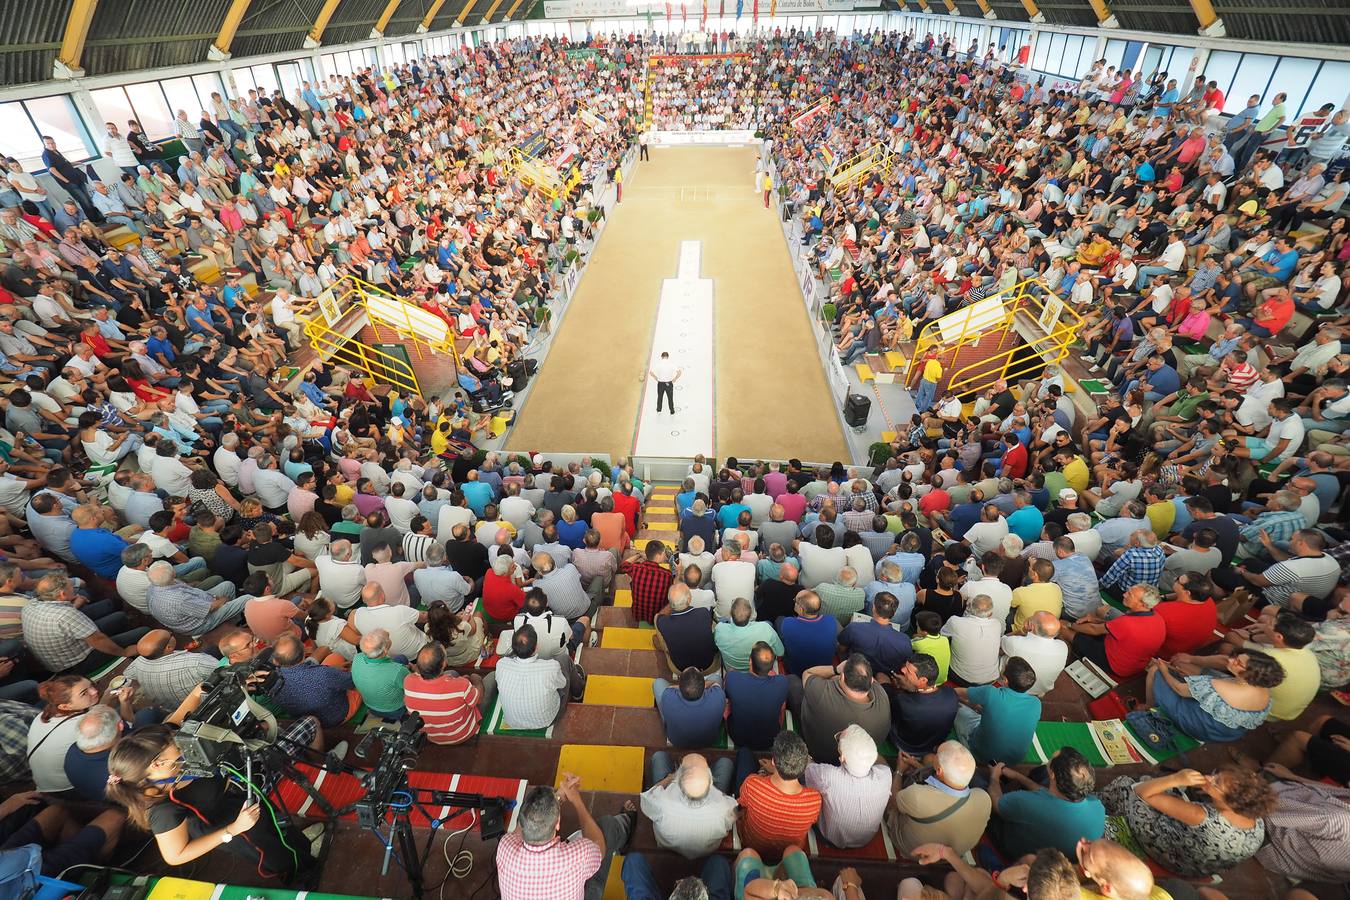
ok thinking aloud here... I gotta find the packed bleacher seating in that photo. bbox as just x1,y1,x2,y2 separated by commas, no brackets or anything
0,22,1345,900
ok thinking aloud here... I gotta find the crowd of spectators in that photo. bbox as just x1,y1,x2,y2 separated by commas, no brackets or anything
0,21,1343,900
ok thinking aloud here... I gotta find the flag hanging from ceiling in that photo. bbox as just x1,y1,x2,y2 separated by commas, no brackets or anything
735,0,743,18
752,0,759,22
666,2,672,18
719,0,725,15
681,2,687,24
701,0,707,27
769,0,776,15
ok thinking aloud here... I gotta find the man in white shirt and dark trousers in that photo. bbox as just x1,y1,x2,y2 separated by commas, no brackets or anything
650,352,682,414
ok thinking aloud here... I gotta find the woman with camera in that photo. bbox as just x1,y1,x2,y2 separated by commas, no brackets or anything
105,726,318,881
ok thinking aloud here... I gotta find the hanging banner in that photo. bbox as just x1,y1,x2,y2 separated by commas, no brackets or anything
681,2,687,24
752,0,759,22
735,0,743,17
701,0,708,27
770,0,777,15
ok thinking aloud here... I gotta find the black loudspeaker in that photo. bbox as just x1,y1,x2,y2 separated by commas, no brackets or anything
843,392,871,427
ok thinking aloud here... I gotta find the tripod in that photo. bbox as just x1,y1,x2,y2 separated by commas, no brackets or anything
224,735,360,887
362,784,508,900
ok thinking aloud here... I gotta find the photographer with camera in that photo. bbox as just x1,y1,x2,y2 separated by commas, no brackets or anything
105,725,321,882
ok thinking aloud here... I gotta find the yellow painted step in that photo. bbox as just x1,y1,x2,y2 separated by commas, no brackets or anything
613,588,633,608
601,627,656,650
855,362,875,383
881,431,897,443
555,743,645,794
885,350,908,370
583,674,656,708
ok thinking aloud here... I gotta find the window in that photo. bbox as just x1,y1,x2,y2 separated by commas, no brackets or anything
1226,53,1278,113
194,73,225,105
248,64,280,96
1102,38,1127,71
1268,56,1320,118
123,82,176,138
385,42,406,65
1204,51,1242,108
89,86,138,134
1300,61,1350,118
0,95,96,169
0,104,46,168
161,76,205,119
1031,33,1050,72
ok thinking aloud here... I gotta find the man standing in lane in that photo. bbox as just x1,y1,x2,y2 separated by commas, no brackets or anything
649,351,683,415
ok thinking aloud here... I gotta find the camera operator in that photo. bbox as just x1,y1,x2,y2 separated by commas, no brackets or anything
105,725,320,881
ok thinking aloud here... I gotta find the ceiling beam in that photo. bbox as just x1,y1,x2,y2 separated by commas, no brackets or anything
209,0,254,60
452,0,476,26
1017,0,1045,24
503,0,528,20
1085,0,1120,27
371,0,404,36
973,0,996,18
915,0,930,12
941,0,957,14
54,0,100,79
417,0,449,30
481,0,508,23
1187,0,1226,36
304,0,344,47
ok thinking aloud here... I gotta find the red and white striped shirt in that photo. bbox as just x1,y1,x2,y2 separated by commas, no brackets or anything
402,673,481,744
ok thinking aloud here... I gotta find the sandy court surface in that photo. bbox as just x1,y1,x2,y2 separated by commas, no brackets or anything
504,145,847,463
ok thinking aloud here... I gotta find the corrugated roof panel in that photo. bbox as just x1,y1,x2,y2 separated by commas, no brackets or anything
0,0,69,86
1033,2,1100,27
323,0,393,44
384,0,437,36
231,0,329,58
987,3,1030,23
1217,0,1350,45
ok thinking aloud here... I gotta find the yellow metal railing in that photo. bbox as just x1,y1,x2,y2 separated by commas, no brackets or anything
829,142,893,188
303,314,422,397
292,274,470,396
905,278,1083,400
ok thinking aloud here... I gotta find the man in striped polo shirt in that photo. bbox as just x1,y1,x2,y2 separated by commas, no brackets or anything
403,642,486,745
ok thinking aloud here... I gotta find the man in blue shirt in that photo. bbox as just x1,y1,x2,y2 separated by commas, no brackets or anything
989,747,1105,858
1240,237,1299,300
459,472,494,517
269,634,356,728
953,657,1041,764
779,590,841,676
839,591,912,674
1005,491,1045,544
68,507,130,578
653,667,725,749
715,490,750,532
725,643,789,750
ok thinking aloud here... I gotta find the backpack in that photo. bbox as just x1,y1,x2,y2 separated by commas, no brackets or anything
0,844,41,900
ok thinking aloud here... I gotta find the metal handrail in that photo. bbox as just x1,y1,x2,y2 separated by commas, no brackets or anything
302,315,422,397
904,277,1084,399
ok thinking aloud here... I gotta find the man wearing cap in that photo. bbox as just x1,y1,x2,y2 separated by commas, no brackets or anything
802,724,892,849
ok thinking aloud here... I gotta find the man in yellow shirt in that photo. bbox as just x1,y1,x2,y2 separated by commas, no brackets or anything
1009,558,1064,630
916,349,943,413
1057,449,1091,493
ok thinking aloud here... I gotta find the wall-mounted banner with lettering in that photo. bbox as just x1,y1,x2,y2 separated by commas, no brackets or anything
543,0,874,17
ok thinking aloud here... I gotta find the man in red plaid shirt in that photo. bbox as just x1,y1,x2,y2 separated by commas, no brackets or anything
620,540,675,624
496,772,637,900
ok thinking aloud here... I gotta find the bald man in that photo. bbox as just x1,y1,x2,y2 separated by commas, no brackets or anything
1000,611,1069,697
1077,838,1159,900
754,560,800,623
123,628,218,708
640,750,737,858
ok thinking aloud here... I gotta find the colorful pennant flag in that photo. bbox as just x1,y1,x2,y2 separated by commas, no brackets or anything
701,0,707,27
752,0,759,22
735,0,743,18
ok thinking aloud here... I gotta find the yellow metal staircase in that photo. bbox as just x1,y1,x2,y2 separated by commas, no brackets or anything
293,275,467,397
905,278,1084,399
